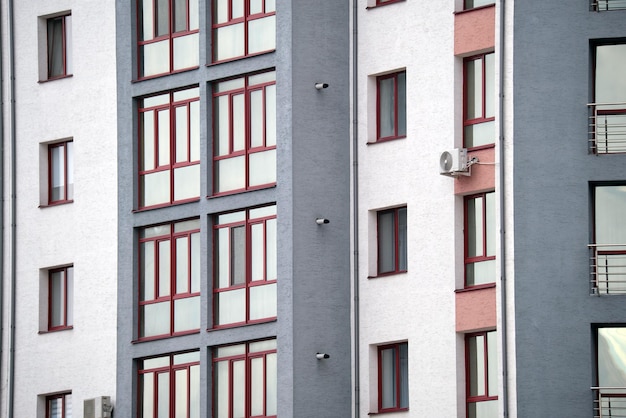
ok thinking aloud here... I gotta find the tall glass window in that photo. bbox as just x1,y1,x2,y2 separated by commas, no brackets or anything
378,342,409,412
377,71,406,141
377,207,407,275
465,192,496,287
467,331,498,418
464,53,495,148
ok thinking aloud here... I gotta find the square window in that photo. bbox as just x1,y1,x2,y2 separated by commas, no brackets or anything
377,207,407,276
590,42,626,153
139,219,201,339
48,140,74,205
590,185,626,294
465,192,495,287
464,53,495,148
138,0,199,78
138,86,200,209
47,266,73,331
213,339,277,418
466,331,498,417
213,205,277,327
378,342,409,412
212,0,276,63
45,13,72,80
138,352,200,418
376,71,406,141
46,392,72,418
213,71,276,195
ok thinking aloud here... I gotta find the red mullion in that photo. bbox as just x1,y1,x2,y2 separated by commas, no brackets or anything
173,101,191,166
376,77,382,140
168,0,174,73
244,78,252,190
393,73,399,138
167,93,177,204
62,143,69,201
393,208,400,273
61,16,67,77
480,193,488,259
245,214,252,323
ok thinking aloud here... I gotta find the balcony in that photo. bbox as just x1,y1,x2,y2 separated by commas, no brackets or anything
589,244,626,295
592,0,626,10
593,387,626,417
589,103,626,154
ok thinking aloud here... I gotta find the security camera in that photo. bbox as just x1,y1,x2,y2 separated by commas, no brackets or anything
315,83,329,90
316,218,330,225
316,353,330,360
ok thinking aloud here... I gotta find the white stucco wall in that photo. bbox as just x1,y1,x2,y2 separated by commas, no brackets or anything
2,1,118,416
356,0,459,416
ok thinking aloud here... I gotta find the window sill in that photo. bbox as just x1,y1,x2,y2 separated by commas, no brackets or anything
366,0,406,10
39,199,74,208
133,329,200,344
455,282,496,293
134,197,201,212
465,143,495,152
133,66,200,83
38,74,73,83
39,326,73,334
454,3,495,14
208,49,276,66
369,407,409,415
208,318,277,332
208,184,277,199
368,271,407,279
367,135,407,145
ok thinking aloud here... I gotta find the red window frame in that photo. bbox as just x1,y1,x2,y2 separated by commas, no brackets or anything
46,14,71,80
46,392,72,418
211,0,276,63
48,140,73,205
212,339,277,418
463,52,495,149
376,71,406,141
374,0,405,6
464,192,496,287
212,71,276,196
137,0,199,79
466,331,498,415
377,207,407,276
138,219,201,340
377,342,409,413
138,86,200,209
138,351,200,418
213,205,277,328
48,266,73,331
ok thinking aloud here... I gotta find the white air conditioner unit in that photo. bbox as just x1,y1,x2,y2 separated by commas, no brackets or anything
84,396,112,418
439,148,469,176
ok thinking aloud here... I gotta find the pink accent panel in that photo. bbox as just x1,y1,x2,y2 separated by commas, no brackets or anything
456,286,496,332
454,5,495,56
455,147,495,195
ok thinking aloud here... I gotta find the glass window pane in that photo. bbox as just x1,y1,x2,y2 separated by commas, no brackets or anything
466,58,482,120
66,142,74,200
233,94,245,151
251,223,264,281
189,101,200,161
486,192,496,256
398,207,407,271
173,33,199,70
596,44,626,105
248,16,276,55
266,218,277,281
468,400,498,418
266,352,278,415
398,72,406,136
251,357,264,415
173,164,200,201
189,365,200,418
215,228,230,288
174,0,187,32
249,339,276,352
378,211,395,274
216,288,246,324
50,271,65,327
465,120,495,148
50,145,65,201
231,226,245,285
156,0,169,36
47,17,64,77
378,77,395,138
176,237,189,293
265,84,276,146
174,296,200,332
250,89,264,148
214,0,228,24
141,40,170,77
487,331,498,397
469,335,486,397
215,24,244,61
190,233,200,292
266,0,276,12
141,241,155,300
466,259,496,287
250,283,277,320
598,328,626,387
485,53,495,118
141,170,170,207
175,369,189,418
175,106,189,163
142,301,170,337
595,186,626,244
467,197,483,258
250,0,263,14
159,240,171,296
400,343,409,408
141,111,155,170
141,0,154,40
249,149,276,187
233,360,245,417
142,374,155,418
215,95,230,156
157,371,170,418
381,348,396,409
66,267,73,326
158,109,171,166
214,361,229,418
189,0,199,29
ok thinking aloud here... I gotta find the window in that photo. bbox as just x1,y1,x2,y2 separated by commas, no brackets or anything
377,71,406,141
213,339,277,418
466,331,498,418
590,185,626,294
464,0,494,9
212,0,276,63
592,0,626,11
464,53,495,148
213,71,276,195
139,86,200,209
373,0,405,6
46,392,72,418
46,14,72,80
139,351,200,418
138,0,199,78
594,327,626,416
48,141,74,205
378,342,409,412
48,266,73,331
465,192,495,287
139,219,200,339
590,43,626,153
377,207,407,276
213,205,277,327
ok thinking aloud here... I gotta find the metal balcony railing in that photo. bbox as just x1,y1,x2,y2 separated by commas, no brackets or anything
589,245,626,295
592,387,626,417
592,0,626,11
589,104,626,154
